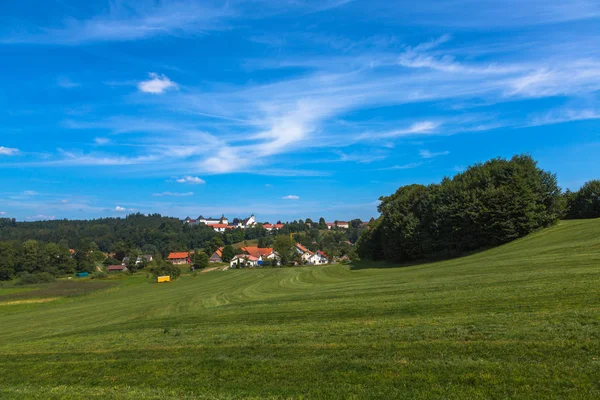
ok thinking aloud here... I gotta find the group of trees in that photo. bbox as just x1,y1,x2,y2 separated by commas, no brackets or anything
358,155,565,263
0,240,101,280
563,180,600,219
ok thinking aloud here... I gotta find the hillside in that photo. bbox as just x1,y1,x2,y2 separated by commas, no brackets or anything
0,219,599,399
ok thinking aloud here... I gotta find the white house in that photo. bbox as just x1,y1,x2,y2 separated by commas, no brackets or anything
295,243,314,263
237,214,256,229
325,221,349,229
210,224,235,233
308,251,329,265
263,223,284,231
230,255,260,268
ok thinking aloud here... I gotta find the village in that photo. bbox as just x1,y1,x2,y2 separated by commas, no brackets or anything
165,241,344,270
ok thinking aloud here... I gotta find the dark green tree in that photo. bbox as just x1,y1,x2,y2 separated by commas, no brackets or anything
221,245,236,263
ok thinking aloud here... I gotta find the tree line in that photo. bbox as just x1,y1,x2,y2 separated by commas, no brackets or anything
0,212,365,280
358,155,598,263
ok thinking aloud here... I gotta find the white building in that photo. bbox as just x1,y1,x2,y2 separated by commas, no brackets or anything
184,215,228,226
230,255,260,268
308,251,329,265
236,214,256,229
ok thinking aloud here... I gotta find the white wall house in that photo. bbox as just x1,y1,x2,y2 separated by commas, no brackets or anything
230,255,260,268
308,251,329,265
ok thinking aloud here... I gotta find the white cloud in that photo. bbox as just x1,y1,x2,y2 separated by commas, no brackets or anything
61,200,69,203
176,176,206,184
23,190,38,196
94,137,110,145
138,73,178,94
115,206,126,212
419,149,450,159
152,192,194,197
26,214,55,221
282,195,300,200
0,146,19,156
0,212,6,215
377,162,423,171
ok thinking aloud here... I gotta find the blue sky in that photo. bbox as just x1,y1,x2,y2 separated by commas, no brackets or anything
1,0,599,222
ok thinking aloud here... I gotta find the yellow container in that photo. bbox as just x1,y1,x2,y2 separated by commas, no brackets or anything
157,276,171,283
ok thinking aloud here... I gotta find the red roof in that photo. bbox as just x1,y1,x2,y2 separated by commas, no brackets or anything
210,224,234,229
168,252,189,259
233,255,259,261
214,247,223,257
107,264,125,271
263,223,284,229
241,247,273,258
317,250,329,259
296,243,310,253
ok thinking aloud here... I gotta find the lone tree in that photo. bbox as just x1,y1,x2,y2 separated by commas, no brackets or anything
221,245,236,263
273,234,295,265
191,251,209,269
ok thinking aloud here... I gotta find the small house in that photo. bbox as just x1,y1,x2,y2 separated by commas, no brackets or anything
167,252,191,264
230,255,260,268
210,247,224,263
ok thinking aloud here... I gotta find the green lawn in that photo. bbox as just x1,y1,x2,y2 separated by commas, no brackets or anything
1,219,599,399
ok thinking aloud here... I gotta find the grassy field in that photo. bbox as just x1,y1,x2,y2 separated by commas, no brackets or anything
0,219,599,399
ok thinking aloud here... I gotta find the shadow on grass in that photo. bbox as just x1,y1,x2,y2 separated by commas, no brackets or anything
349,247,495,271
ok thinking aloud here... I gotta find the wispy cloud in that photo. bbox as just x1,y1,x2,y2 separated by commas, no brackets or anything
152,192,194,197
56,76,80,88
94,137,111,145
138,73,178,94
0,146,19,156
419,149,449,159
114,206,126,212
377,162,423,171
176,176,205,184
1,1,236,45
282,195,300,200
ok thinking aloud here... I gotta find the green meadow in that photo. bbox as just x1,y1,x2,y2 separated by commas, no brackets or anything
0,219,599,399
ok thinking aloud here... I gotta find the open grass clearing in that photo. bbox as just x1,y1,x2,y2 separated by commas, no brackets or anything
0,219,598,399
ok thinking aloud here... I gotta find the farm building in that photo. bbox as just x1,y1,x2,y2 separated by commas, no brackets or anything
210,247,224,263
167,252,191,264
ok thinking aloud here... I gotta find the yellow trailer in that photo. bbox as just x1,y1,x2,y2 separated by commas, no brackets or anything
157,276,171,283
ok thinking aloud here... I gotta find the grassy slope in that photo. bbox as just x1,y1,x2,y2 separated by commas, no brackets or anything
0,219,599,399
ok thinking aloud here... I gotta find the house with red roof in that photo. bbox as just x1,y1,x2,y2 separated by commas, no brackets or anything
263,223,284,231
209,223,235,233
308,250,329,265
167,252,191,264
210,247,224,263
239,246,281,265
229,254,260,268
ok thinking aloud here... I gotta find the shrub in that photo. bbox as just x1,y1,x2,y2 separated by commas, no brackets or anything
91,271,108,280
152,262,181,280
16,272,56,286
